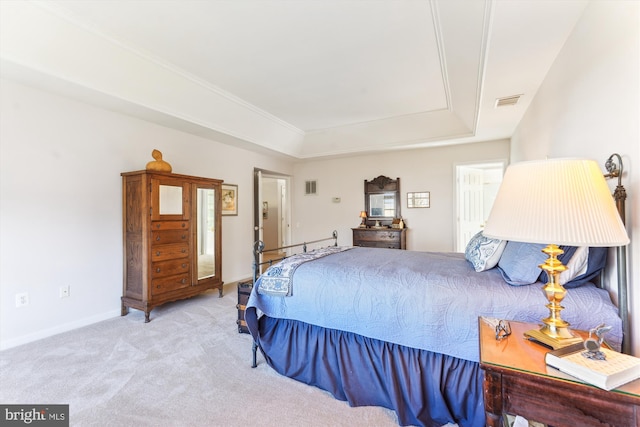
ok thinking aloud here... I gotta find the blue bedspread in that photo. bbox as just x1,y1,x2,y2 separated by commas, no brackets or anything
257,246,352,296
247,247,622,362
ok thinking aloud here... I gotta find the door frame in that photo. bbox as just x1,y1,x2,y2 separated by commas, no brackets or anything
253,168,291,251
454,160,506,252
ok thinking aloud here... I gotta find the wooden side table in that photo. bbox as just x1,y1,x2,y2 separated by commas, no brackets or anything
479,317,640,427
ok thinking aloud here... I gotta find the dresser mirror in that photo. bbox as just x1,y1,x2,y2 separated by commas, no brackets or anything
159,184,183,215
152,179,190,221
196,187,216,279
364,175,401,227
368,193,396,217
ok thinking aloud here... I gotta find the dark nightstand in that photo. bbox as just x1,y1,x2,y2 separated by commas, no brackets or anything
479,317,640,427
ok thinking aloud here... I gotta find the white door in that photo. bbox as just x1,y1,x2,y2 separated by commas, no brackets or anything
458,166,484,251
456,162,505,252
279,181,287,248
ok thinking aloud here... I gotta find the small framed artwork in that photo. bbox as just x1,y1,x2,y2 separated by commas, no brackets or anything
407,191,430,208
222,184,238,216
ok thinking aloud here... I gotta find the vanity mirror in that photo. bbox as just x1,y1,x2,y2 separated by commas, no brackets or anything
353,175,406,249
364,175,401,227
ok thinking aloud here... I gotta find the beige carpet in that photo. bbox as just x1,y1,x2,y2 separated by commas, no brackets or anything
0,283,403,427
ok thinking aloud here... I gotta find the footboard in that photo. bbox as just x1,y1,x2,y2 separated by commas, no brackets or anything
252,230,338,284
250,230,338,367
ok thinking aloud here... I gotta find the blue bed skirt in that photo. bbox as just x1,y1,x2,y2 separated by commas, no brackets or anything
255,315,485,427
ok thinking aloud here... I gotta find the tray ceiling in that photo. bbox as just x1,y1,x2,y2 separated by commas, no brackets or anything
0,0,588,159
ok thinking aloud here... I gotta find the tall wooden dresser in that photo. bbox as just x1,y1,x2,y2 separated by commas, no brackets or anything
121,170,223,322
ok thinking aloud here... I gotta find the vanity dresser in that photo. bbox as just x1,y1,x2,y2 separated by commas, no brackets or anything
352,228,406,249
121,170,223,322
353,175,406,249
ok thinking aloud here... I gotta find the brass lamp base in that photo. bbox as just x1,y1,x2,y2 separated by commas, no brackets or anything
525,244,584,350
524,327,582,350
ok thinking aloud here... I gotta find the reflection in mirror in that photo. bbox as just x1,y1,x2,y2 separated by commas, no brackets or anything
159,185,183,215
369,193,396,217
197,188,215,279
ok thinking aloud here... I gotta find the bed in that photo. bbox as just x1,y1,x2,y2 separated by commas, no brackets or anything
245,161,629,427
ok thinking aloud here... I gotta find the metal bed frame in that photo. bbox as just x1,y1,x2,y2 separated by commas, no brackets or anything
604,153,630,354
250,230,338,367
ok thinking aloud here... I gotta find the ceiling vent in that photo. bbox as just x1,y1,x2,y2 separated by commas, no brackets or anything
495,95,522,107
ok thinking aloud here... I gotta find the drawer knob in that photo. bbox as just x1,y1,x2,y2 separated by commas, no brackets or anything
156,268,161,273
182,223,186,228
181,278,186,284
182,234,186,239
156,251,161,256
156,236,161,241
182,263,187,268
181,249,186,253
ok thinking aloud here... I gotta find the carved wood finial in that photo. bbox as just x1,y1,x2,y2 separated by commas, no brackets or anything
146,149,172,172
370,175,393,189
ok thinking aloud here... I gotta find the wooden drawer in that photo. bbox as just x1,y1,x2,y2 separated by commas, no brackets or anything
356,240,401,249
352,228,406,249
354,230,399,242
151,243,189,262
151,221,189,231
151,229,189,245
151,273,191,296
151,258,190,279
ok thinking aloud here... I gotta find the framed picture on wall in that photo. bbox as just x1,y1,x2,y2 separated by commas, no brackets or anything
407,191,430,208
222,184,238,216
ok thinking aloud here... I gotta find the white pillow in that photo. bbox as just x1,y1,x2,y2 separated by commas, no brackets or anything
465,231,507,272
559,246,589,285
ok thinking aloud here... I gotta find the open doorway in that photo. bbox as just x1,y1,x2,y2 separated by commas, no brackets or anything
455,161,505,252
253,169,291,258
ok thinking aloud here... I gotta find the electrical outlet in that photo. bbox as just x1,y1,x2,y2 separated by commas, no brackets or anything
15,292,29,307
59,285,70,298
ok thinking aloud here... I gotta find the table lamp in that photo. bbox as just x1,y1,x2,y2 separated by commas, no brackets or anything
483,158,629,348
359,211,368,228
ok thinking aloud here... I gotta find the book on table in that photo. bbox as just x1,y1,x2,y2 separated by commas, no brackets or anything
545,342,640,391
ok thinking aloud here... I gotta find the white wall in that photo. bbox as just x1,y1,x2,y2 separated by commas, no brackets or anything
291,140,510,251
0,78,294,349
511,1,639,354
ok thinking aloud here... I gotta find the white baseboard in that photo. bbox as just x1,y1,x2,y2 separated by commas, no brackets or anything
0,309,122,351
1,282,251,351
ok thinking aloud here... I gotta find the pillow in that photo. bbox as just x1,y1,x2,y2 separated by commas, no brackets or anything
497,241,548,286
556,245,579,264
464,231,507,272
560,246,589,284
538,246,589,285
540,247,609,289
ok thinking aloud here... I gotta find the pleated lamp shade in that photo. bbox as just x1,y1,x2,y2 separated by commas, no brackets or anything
483,158,629,247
